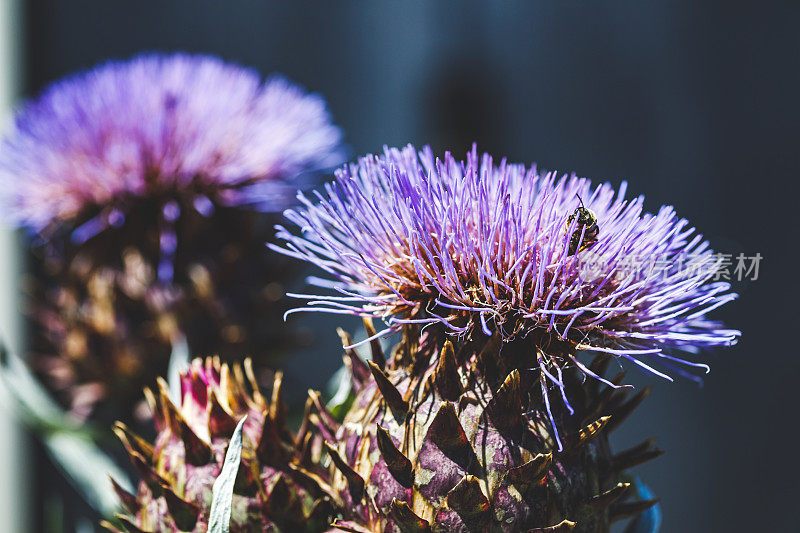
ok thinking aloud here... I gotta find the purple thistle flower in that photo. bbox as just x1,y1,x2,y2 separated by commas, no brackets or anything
0,53,344,231
274,144,740,449
0,54,344,417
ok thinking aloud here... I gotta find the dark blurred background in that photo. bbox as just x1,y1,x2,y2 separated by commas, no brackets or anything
21,1,799,531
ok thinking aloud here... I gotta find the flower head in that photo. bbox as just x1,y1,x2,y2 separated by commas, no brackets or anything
0,53,344,230
275,144,739,385
111,357,336,532
3,54,344,418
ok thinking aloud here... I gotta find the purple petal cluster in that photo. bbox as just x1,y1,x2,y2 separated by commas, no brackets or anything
275,144,740,382
0,53,344,230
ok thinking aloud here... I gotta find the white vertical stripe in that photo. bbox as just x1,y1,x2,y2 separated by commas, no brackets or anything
0,1,29,532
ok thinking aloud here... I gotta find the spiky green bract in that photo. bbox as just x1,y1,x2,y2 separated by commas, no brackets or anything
105,357,336,532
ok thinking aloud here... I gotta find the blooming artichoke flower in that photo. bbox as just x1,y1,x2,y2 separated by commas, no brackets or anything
0,53,344,417
268,145,739,531
0,53,343,230
276,144,738,439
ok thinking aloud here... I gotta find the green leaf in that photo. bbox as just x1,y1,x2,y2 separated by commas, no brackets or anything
0,341,73,429
326,365,354,422
0,342,133,517
208,415,247,533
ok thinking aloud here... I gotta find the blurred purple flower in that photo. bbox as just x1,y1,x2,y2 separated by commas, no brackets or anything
274,144,740,414
0,53,344,230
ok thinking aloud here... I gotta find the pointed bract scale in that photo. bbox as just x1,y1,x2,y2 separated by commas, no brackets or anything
220,363,245,415
469,334,503,387
505,453,553,490
232,363,251,403
605,387,652,433
234,458,261,495
113,514,147,533
486,369,523,433
445,474,491,520
156,378,182,433
307,497,337,529
330,520,374,533
162,485,201,531
294,396,316,450
528,519,577,532
113,336,668,533
421,401,481,477
309,413,337,443
309,389,341,434
109,476,138,515
566,416,611,452
207,388,238,439
142,387,164,432
296,431,317,471
432,340,463,401
178,417,212,466
257,409,288,467
389,499,431,533
583,372,628,425
287,462,340,507
270,371,289,429
362,316,385,367
426,401,471,455
587,482,631,511
367,360,409,423
182,365,210,410
610,439,664,472
338,328,371,390
587,355,612,398
128,450,168,498
99,521,124,533
375,425,414,488
112,422,154,463
324,441,365,503
264,473,304,524
243,357,265,405
609,498,660,522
